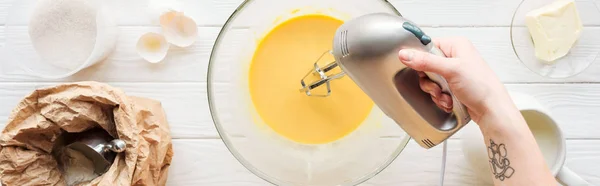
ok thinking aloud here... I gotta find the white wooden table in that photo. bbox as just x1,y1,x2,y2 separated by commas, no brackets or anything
1,0,599,185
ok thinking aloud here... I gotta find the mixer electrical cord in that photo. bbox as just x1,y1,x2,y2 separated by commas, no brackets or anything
440,141,448,186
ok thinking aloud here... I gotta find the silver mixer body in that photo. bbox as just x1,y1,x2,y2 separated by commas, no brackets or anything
331,13,471,149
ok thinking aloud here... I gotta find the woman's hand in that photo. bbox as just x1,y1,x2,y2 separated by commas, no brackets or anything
398,37,511,123
399,37,556,186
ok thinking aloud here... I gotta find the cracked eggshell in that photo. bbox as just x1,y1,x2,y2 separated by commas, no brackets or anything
160,11,198,47
137,32,169,63
147,0,183,24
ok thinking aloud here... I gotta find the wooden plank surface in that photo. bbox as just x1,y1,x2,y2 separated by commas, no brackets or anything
166,139,445,186
0,0,599,185
0,26,220,82
443,140,600,186
0,0,243,26
0,0,598,27
165,139,600,185
3,26,600,83
2,83,599,139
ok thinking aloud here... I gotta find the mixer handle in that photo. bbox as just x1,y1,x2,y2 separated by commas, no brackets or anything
423,45,452,94
422,44,471,122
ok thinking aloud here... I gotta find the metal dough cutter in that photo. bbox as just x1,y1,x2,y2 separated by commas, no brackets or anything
299,13,471,149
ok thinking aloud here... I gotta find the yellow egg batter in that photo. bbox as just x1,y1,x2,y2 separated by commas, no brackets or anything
249,14,374,144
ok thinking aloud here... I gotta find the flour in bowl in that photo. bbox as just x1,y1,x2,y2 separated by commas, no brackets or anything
29,0,100,70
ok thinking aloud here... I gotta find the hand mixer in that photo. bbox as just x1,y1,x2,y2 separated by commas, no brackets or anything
300,13,471,149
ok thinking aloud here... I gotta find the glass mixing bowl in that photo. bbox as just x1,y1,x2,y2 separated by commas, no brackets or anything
510,0,600,78
208,0,411,185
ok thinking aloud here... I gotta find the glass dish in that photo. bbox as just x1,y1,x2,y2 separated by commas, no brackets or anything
207,0,411,185
510,0,600,78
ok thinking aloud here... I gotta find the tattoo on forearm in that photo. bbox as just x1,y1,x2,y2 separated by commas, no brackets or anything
488,139,515,181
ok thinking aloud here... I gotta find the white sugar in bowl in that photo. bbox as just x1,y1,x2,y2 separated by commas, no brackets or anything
3,0,118,79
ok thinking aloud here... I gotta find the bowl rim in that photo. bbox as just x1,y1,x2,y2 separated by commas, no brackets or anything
207,0,412,185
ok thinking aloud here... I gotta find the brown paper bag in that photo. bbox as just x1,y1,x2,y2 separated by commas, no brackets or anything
0,82,173,186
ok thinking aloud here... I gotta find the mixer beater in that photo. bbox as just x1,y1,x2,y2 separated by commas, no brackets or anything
299,50,346,97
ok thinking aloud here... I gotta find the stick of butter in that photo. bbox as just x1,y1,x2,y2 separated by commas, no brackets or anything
525,0,583,63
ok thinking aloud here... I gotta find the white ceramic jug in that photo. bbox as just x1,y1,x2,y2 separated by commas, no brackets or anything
459,92,589,186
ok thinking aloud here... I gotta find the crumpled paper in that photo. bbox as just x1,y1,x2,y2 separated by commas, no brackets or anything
0,82,173,186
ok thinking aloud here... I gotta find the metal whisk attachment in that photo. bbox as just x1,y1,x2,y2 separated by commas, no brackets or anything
299,50,346,97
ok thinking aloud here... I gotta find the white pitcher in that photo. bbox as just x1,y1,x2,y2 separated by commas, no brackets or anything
459,92,589,186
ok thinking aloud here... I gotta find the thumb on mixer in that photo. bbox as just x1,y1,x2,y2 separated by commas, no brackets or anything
398,49,458,77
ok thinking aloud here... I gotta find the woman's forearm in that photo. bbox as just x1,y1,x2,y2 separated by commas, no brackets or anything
478,102,555,186
396,38,557,185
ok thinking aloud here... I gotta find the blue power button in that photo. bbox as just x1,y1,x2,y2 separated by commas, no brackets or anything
402,22,432,45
